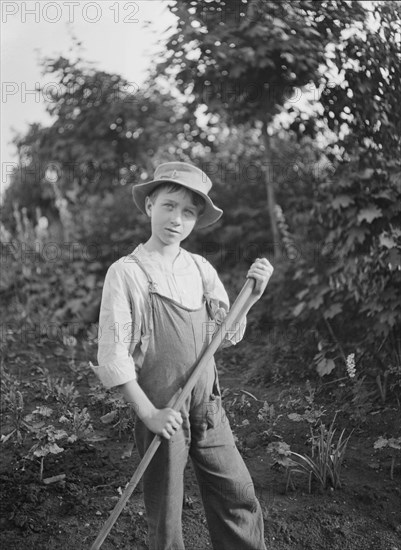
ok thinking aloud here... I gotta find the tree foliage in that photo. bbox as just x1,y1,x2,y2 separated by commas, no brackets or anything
292,1,401,377
157,0,368,242
1,55,207,233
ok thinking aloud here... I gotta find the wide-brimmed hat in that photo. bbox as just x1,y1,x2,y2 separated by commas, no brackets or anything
132,162,223,229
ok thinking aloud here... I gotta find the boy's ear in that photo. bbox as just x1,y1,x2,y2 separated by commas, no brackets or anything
144,196,152,217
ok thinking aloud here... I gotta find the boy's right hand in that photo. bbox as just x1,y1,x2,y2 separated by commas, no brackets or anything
144,407,183,439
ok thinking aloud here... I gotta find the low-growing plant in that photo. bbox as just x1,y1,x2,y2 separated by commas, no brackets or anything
99,397,136,439
26,424,69,482
224,391,253,418
333,353,376,424
375,363,401,406
68,359,94,383
88,382,113,414
283,381,326,425
42,376,79,412
257,401,282,440
59,406,94,441
374,436,401,480
266,441,293,469
286,415,352,493
287,408,326,425
1,387,30,445
257,401,275,423
90,382,137,438
24,404,97,480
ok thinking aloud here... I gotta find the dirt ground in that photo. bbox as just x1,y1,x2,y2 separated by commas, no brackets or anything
1,339,400,550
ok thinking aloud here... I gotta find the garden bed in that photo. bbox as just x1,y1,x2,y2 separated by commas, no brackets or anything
1,338,400,550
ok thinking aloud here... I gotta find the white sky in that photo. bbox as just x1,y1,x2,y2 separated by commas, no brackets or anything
1,0,176,194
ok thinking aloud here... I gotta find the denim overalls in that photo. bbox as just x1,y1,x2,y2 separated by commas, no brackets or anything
132,254,267,550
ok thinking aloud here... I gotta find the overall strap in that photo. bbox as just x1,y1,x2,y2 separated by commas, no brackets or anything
189,253,212,297
189,254,222,324
189,253,223,323
126,253,158,294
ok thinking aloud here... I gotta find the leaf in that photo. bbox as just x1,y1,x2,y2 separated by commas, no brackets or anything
296,289,309,300
30,421,46,431
331,195,354,210
357,206,382,224
389,248,401,267
374,436,388,449
100,410,118,424
85,434,108,442
1,431,16,444
36,406,53,417
292,301,306,317
308,294,324,310
323,303,343,319
345,227,368,250
359,168,375,180
52,429,68,440
388,437,401,450
379,234,396,249
316,358,336,377
288,413,303,422
34,442,65,457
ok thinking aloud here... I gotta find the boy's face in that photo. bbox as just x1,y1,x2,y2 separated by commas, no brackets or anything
145,188,200,246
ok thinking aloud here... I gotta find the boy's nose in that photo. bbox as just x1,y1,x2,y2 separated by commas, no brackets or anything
171,212,182,225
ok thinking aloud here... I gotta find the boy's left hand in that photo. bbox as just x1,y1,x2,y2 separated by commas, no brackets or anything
246,257,274,297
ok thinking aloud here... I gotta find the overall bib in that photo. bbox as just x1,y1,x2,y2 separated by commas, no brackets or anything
133,255,266,550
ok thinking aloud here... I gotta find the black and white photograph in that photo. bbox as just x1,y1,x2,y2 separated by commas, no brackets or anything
1,1,400,549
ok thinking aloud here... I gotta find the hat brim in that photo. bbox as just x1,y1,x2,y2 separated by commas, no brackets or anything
132,178,223,229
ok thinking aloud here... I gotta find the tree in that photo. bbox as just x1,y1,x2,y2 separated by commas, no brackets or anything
157,0,367,244
1,55,207,236
292,1,401,381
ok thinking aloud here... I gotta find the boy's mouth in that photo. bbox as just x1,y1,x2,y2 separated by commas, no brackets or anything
165,228,180,235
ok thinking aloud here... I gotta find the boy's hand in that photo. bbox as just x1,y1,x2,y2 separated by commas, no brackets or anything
144,407,183,439
246,257,274,297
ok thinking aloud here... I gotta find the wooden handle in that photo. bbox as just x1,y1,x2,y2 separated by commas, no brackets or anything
89,277,257,550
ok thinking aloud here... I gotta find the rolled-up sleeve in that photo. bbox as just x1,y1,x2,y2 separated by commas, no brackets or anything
91,263,139,389
204,260,247,347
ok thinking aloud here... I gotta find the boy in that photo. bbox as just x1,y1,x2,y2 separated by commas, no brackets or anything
93,161,273,550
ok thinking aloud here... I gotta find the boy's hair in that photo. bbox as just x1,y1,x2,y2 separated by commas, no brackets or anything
147,183,206,215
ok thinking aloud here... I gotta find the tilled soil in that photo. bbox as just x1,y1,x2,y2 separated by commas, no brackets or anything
1,341,400,550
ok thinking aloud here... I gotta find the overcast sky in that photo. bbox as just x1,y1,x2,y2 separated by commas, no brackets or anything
1,0,175,193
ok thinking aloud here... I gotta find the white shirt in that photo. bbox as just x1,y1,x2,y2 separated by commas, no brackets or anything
92,244,246,389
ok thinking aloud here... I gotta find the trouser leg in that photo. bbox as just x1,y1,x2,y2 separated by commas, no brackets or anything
189,396,267,550
134,418,190,550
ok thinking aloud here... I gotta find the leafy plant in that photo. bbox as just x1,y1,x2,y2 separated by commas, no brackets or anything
267,441,293,469
337,355,376,424
0,387,30,445
26,424,68,482
224,391,253,418
374,436,401,480
63,334,77,369
90,383,136,438
24,404,96,481
59,407,94,442
42,376,79,413
257,400,282,441
69,359,94,383
286,416,352,493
